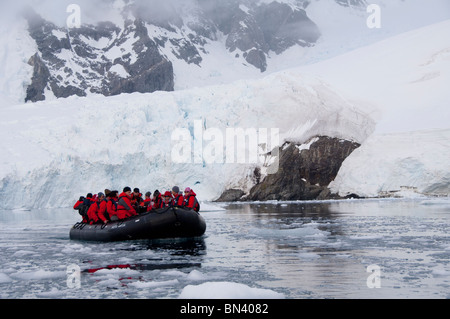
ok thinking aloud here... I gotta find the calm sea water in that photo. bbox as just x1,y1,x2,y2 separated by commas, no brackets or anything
0,198,449,299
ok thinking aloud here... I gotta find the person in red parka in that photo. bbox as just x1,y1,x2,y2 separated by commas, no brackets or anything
73,196,87,223
184,188,200,212
140,192,152,211
97,193,109,224
76,193,95,223
106,191,119,220
131,188,143,209
171,186,185,208
87,193,108,224
116,187,137,219
159,191,174,208
73,196,84,210
147,190,162,212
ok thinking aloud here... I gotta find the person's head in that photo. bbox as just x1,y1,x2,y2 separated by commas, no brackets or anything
145,191,151,198
98,192,105,201
86,193,93,199
153,190,160,199
172,186,180,195
163,191,172,202
133,188,140,195
184,187,191,195
109,190,119,198
123,187,132,196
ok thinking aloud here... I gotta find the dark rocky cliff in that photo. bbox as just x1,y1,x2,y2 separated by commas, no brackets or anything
216,136,361,202
215,0,320,72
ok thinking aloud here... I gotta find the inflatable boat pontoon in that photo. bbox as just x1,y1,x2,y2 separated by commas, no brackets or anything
69,207,206,242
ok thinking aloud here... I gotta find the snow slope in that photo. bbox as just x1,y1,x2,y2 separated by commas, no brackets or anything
302,20,450,197
300,19,450,134
329,129,450,198
0,72,374,210
0,19,36,108
281,0,450,68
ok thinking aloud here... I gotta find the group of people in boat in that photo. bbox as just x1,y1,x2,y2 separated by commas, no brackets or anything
73,186,200,225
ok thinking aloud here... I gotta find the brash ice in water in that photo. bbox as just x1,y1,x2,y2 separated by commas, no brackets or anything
0,198,449,299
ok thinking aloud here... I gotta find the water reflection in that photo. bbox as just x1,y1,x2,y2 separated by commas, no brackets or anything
137,237,207,257
227,202,347,238
208,199,450,298
226,202,337,218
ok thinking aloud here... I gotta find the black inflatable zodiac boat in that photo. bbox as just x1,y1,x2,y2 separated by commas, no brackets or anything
69,207,206,242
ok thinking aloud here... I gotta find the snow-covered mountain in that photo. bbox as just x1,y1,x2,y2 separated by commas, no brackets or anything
2,0,449,106
6,0,322,103
0,0,449,209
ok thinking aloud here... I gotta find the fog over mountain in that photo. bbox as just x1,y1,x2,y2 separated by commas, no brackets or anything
1,0,449,104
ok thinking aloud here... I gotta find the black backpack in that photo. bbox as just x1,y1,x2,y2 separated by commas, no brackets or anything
190,196,200,212
108,198,118,212
194,197,200,212
184,195,200,212
79,198,93,218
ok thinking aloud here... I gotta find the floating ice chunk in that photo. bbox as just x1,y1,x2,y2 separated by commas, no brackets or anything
178,282,285,299
12,250,36,257
0,273,12,283
61,244,93,254
92,268,140,277
432,267,450,277
161,270,188,278
11,269,66,281
130,279,179,289
37,287,62,298
186,270,207,281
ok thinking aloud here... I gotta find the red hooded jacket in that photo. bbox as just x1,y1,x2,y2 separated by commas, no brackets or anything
184,190,199,212
97,200,108,223
73,200,83,210
116,192,137,219
87,200,108,224
173,193,185,207
107,196,118,218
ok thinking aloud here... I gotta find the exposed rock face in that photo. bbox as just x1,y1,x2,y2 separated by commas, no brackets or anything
20,0,367,103
215,189,246,202
26,53,51,103
217,1,320,71
335,0,368,7
23,9,174,102
21,1,322,102
217,136,361,202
